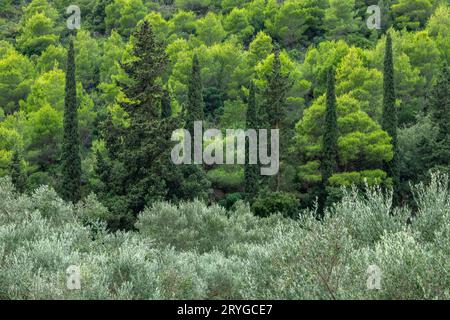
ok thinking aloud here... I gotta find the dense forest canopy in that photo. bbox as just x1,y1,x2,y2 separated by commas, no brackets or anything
0,0,449,300
0,0,449,222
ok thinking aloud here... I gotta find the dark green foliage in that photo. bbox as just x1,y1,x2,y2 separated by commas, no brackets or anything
321,67,338,185
263,50,290,130
203,86,223,119
99,22,210,228
251,191,298,218
60,39,81,203
425,62,450,175
121,22,168,120
381,33,400,206
91,0,112,34
161,87,172,118
244,82,259,201
428,62,450,141
100,21,173,224
9,151,26,193
319,67,338,213
185,54,204,135
218,192,245,210
262,50,292,191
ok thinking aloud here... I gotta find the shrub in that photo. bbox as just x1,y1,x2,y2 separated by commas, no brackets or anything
251,191,299,218
0,175,448,299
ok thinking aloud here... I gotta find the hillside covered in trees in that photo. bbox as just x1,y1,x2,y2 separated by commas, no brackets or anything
0,0,449,299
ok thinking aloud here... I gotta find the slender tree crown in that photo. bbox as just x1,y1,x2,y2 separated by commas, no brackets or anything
245,81,259,200
185,53,204,135
161,87,172,119
121,20,167,119
428,62,449,139
60,38,81,203
381,32,400,206
321,67,339,185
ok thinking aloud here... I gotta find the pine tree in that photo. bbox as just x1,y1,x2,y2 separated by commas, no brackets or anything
263,49,291,190
60,38,81,203
244,82,259,201
117,21,172,215
319,67,338,212
121,21,167,120
9,151,26,193
185,53,204,135
161,87,172,118
381,33,400,206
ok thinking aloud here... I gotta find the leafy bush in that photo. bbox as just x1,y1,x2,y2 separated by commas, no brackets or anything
0,175,449,299
251,191,299,218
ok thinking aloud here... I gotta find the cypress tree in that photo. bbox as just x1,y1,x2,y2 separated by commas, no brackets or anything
244,82,259,201
428,62,449,140
161,87,172,118
381,33,400,206
427,62,450,171
319,67,338,212
9,151,26,193
263,49,291,190
60,38,81,203
185,54,204,135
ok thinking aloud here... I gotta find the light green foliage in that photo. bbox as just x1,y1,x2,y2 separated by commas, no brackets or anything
175,0,211,14
368,32,425,125
169,41,250,106
247,31,273,67
24,104,63,170
265,0,312,47
99,30,126,84
143,11,170,41
105,0,147,37
336,47,383,119
0,43,35,114
426,4,450,61
392,0,433,30
195,12,226,45
302,40,351,96
207,166,244,192
223,7,254,43
0,126,23,175
324,0,360,40
75,30,101,90
219,99,247,128
21,69,65,113
16,12,58,55
296,94,393,185
169,10,197,39
255,51,308,109
36,44,67,73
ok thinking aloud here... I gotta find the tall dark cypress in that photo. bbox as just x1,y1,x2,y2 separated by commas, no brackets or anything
263,49,291,190
61,38,81,202
319,67,338,212
161,87,172,118
381,33,400,206
244,82,259,201
185,54,204,135
428,62,449,140
9,151,26,193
